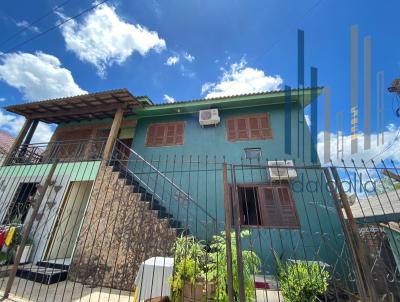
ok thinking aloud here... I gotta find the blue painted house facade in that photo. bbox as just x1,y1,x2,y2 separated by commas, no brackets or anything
0,88,351,289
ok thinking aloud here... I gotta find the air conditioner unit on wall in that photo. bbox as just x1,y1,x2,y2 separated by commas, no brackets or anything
267,160,297,180
199,109,220,126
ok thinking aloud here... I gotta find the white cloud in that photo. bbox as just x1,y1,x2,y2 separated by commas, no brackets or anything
317,124,400,166
0,110,54,143
0,98,5,102
0,110,24,134
163,94,175,103
165,56,179,66
201,58,283,98
183,52,195,62
0,51,86,101
15,20,40,33
59,3,166,77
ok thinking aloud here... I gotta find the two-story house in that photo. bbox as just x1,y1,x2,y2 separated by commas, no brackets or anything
0,88,349,293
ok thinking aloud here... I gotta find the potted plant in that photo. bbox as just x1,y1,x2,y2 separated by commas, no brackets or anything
170,231,261,302
207,230,261,302
274,252,330,302
170,235,210,302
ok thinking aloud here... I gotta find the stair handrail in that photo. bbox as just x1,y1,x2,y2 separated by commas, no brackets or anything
113,139,216,223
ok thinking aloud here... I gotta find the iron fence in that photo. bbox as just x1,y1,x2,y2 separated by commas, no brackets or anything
0,144,397,301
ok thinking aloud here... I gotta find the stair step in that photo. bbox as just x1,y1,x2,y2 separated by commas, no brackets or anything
36,261,69,271
110,160,185,236
16,265,68,285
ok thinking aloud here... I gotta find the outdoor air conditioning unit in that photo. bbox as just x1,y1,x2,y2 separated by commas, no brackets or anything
199,109,220,126
267,160,297,180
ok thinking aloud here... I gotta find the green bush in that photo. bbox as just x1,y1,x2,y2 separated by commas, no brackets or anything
275,254,329,302
169,235,206,302
170,231,261,302
208,230,261,302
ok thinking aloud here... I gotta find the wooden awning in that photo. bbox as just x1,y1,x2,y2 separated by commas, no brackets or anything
5,89,142,124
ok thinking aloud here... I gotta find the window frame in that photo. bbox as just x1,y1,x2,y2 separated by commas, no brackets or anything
233,183,299,229
145,121,185,147
226,113,273,142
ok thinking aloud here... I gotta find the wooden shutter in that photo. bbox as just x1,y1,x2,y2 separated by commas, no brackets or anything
258,185,299,228
277,187,299,228
258,187,281,227
227,119,236,141
226,113,272,141
146,122,185,147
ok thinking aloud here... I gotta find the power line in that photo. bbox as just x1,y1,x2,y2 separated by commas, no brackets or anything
2,0,111,54
254,0,325,62
0,0,74,48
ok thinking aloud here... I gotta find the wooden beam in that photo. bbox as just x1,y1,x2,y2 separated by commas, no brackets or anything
28,102,129,120
3,119,33,166
102,107,124,160
383,169,400,182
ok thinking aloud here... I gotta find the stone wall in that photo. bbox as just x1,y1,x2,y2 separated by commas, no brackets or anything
69,165,176,291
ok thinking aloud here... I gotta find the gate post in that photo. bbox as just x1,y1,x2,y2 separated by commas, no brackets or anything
2,160,58,300
222,163,234,302
230,165,246,302
326,167,378,302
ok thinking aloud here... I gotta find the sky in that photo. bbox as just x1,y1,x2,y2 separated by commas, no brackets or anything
0,0,399,165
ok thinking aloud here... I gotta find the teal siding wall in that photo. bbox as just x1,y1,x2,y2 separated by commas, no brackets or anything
129,104,348,275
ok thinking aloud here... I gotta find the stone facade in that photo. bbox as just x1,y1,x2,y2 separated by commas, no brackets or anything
69,165,176,291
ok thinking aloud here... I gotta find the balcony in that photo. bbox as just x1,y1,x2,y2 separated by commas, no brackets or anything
4,139,107,166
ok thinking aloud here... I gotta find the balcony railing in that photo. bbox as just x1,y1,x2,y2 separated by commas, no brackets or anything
5,138,107,165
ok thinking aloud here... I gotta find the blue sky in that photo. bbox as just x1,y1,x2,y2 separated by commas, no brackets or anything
0,0,399,164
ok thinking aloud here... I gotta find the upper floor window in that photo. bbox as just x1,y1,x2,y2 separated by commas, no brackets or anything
226,113,272,142
146,122,185,147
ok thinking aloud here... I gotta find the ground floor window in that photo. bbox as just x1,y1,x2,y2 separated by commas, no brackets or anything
3,182,38,224
236,184,299,228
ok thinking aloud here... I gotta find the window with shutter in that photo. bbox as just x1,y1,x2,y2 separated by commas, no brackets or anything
226,113,272,141
258,185,299,228
234,184,299,228
146,122,185,147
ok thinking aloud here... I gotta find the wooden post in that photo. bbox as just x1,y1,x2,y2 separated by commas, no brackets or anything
329,167,378,302
2,160,58,299
222,163,234,302
3,119,33,166
102,107,124,160
19,119,39,158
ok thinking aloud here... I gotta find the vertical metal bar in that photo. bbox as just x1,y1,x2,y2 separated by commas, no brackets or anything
2,160,59,299
351,24,358,155
284,86,292,155
364,36,371,150
329,166,377,301
310,66,318,163
323,87,331,163
222,163,234,302
230,165,246,302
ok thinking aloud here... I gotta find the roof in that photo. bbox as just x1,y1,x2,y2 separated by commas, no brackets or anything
0,130,15,154
5,89,142,124
135,87,322,117
348,190,400,223
4,87,321,123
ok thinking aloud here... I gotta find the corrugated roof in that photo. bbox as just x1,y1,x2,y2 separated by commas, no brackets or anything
152,87,322,106
0,130,15,154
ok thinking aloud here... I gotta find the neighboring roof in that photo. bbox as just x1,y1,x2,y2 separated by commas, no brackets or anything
5,89,142,124
349,190,400,223
135,87,322,117
0,130,15,154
